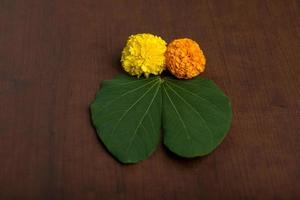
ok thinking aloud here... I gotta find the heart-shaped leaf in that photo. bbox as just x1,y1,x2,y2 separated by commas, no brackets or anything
162,77,232,157
90,74,232,163
90,75,162,163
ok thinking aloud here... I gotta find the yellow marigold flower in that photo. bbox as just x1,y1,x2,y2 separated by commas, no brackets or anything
121,33,167,77
165,38,206,79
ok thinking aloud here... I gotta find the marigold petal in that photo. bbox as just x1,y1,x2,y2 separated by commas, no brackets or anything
121,33,167,77
165,38,206,79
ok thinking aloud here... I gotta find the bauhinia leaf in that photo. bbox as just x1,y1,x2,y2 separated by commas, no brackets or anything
162,77,232,157
90,74,232,163
90,74,162,163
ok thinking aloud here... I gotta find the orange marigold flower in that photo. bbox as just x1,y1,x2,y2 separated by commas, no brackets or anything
165,38,206,79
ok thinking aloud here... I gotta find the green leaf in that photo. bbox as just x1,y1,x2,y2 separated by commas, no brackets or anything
90,74,162,163
90,74,232,163
162,77,232,157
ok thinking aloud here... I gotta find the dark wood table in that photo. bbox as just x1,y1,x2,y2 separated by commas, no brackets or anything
1,0,299,199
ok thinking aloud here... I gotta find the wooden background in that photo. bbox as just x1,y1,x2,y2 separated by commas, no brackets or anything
1,0,299,199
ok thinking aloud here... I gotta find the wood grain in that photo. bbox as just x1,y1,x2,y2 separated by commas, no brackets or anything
0,0,299,199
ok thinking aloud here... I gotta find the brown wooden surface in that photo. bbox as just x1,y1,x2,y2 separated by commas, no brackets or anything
1,0,300,199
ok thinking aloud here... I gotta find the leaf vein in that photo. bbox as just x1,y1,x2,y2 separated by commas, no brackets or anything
163,85,191,140
96,78,157,113
167,80,226,118
125,83,160,157
165,83,214,148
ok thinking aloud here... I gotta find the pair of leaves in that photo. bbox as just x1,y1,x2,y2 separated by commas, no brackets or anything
90,74,232,163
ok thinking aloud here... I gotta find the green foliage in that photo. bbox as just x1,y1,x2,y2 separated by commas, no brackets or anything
90,74,232,163
162,77,232,157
